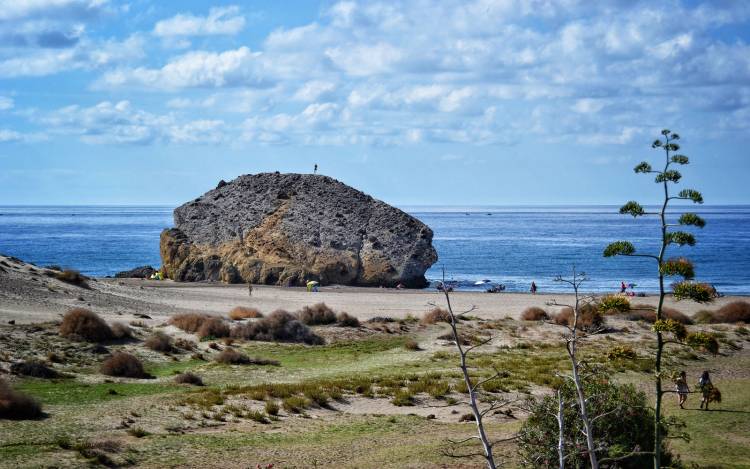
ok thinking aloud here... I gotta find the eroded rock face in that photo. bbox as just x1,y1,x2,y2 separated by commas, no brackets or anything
160,173,437,287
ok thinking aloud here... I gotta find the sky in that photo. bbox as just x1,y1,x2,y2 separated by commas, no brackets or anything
0,0,749,206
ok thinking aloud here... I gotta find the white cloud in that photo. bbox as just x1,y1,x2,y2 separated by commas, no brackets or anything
99,47,264,89
0,96,14,110
0,129,23,142
40,100,226,145
153,6,245,37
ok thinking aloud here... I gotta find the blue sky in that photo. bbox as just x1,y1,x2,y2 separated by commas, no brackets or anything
1,0,749,206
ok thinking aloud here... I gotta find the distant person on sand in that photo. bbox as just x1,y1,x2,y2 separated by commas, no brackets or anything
530,281,537,294
314,164,318,174
698,370,713,410
621,281,627,294
675,370,690,409
247,282,253,297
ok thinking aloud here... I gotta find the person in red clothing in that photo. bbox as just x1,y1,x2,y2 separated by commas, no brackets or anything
620,281,627,293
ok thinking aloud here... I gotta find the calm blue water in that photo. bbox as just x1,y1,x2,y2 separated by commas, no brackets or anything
0,205,748,294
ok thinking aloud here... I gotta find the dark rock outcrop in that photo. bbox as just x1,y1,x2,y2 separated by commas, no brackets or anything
160,173,437,287
114,266,156,279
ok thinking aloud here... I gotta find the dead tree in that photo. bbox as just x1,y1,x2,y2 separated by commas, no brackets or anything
435,270,515,468
548,267,600,469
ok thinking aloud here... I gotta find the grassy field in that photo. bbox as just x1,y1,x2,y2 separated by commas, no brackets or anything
1,317,749,468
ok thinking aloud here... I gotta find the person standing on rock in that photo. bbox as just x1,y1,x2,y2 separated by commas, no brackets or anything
314,164,318,174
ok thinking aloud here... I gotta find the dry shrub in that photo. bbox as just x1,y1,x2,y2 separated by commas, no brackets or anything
169,313,209,333
420,308,452,325
626,307,693,325
197,317,230,339
554,304,604,331
175,338,196,351
100,352,150,378
229,306,263,320
10,360,60,379
231,310,323,345
174,372,203,386
110,322,134,340
0,378,43,420
693,310,714,324
404,339,421,351
214,349,279,366
55,269,90,288
521,307,549,321
60,308,113,342
298,303,336,325
714,301,750,323
336,311,360,327
144,331,174,353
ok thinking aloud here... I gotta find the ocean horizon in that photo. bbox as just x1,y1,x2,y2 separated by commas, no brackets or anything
1,204,748,295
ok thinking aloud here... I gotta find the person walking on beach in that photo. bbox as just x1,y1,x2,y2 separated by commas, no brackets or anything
698,370,713,410
247,282,253,297
530,281,537,294
675,371,690,409
621,281,627,294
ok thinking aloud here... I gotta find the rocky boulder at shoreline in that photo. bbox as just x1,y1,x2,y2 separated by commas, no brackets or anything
160,173,437,287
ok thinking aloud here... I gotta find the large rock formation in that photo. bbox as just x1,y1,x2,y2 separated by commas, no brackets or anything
160,173,437,287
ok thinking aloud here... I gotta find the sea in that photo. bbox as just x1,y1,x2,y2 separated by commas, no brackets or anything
0,205,748,295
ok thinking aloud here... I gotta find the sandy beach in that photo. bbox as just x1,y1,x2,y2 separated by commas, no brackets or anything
0,255,742,324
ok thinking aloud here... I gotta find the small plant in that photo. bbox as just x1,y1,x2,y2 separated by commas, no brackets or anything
110,322,134,340
60,308,113,342
10,360,60,379
282,396,309,413
553,304,603,331
245,410,269,424
230,309,324,345
0,378,43,420
607,345,637,360
336,311,360,327
420,307,452,325
297,303,336,325
598,295,630,314
626,306,693,325
214,349,279,366
197,317,230,339
174,372,204,386
100,352,150,378
521,307,549,321
145,331,175,352
714,301,750,323
169,313,210,333
229,306,263,320
55,269,90,288
127,427,148,438
404,339,421,351
264,400,279,416
391,390,414,406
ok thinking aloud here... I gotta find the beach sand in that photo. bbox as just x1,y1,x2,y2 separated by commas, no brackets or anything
0,255,742,324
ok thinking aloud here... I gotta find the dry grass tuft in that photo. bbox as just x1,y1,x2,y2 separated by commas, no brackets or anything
297,303,336,325
214,349,280,366
54,269,90,288
169,313,209,333
110,322,134,340
404,339,421,351
100,352,150,378
144,331,174,353
228,306,263,320
196,317,230,339
231,310,324,345
553,304,604,331
420,308,452,325
59,308,113,342
10,360,60,379
174,372,203,386
626,306,693,324
714,301,750,323
521,307,549,321
0,378,44,420
336,311,360,327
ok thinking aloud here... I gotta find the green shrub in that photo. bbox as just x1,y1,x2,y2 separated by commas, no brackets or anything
517,377,678,468
391,390,414,406
607,345,637,360
282,396,309,413
673,281,714,303
598,295,630,314
264,400,279,416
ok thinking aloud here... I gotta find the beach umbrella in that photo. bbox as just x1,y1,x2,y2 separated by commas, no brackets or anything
306,280,319,286
474,280,491,285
